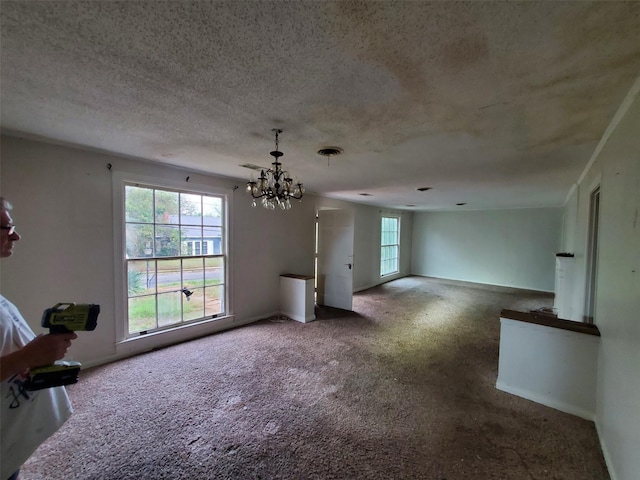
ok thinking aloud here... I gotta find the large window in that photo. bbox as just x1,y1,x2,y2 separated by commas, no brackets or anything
124,184,226,336
381,216,400,277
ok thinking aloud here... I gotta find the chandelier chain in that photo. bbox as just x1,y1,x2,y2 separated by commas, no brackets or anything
273,128,281,152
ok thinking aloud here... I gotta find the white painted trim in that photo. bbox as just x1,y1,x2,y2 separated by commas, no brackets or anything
354,283,380,293
111,170,234,345
576,74,640,187
112,171,127,344
563,183,579,208
496,381,596,421
412,274,555,293
379,213,401,279
83,311,275,369
595,419,619,480
353,273,410,293
116,315,235,350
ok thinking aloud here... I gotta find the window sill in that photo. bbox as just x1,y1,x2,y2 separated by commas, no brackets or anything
115,315,235,356
380,272,400,278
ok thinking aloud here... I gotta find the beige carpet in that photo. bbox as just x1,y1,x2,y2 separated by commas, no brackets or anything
21,276,609,479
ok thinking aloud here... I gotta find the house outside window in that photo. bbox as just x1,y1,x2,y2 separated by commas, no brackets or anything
124,184,227,336
381,215,400,277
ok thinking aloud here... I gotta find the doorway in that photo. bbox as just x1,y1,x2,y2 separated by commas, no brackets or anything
315,209,354,311
584,186,600,324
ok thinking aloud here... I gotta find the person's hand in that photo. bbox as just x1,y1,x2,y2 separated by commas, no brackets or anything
21,332,78,368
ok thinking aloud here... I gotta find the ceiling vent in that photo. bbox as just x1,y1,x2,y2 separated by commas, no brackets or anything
317,146,344,166
317,147,343,156
240,163,266,171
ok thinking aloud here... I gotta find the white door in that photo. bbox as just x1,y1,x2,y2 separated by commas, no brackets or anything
316,209,354,310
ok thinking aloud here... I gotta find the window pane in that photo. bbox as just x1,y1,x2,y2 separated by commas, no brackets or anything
205,257,224,285
128,296,157,333
205,285,224,316
125,186,153,223
155,225,180,257
157,259,180,293
203,196,222,226
203,226,221,254
128,260,156,296
158,292,181,327
181,193,202,225
181,225,202,256
183,288,204,321
155,190,179,224
183,257,204,289
126,224,154,259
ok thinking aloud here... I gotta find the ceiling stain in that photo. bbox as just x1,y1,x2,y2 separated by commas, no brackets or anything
317,1,640,154
1,0,639,210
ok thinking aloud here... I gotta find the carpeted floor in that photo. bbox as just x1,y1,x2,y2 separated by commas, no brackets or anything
21,276,609,479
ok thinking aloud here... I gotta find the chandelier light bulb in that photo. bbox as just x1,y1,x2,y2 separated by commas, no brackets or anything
246,175,255,193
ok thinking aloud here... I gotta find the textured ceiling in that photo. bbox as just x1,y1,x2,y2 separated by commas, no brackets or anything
1,1,639,210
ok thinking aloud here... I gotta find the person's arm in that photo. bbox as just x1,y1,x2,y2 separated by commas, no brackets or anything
0,332,77,381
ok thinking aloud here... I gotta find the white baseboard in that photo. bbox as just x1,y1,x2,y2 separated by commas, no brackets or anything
83,312,276,370
595,418,618,480
496,380,596,421
414,274,555,293
354,273,410,293
354,282,380,293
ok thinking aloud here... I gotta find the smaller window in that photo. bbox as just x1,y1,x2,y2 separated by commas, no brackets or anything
380,216,400,277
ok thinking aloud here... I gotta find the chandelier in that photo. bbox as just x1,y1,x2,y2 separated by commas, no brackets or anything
246,129,304,210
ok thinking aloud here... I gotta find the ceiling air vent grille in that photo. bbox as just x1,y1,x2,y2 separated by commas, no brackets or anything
240,163,266,171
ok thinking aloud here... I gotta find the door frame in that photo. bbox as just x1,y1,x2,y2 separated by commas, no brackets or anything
315,208,354,311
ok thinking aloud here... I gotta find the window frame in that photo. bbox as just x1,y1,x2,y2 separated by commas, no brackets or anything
112,171,232,344
380,214,400,277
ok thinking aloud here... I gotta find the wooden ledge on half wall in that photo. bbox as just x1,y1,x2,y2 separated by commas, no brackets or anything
500,309,601,337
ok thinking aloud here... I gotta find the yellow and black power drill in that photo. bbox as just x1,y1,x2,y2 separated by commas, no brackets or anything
25,303,100,391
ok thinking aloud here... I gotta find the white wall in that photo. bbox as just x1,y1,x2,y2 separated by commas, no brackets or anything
559,78,640,480
411,208,562,291
0,135,410,367
1,138,119,363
